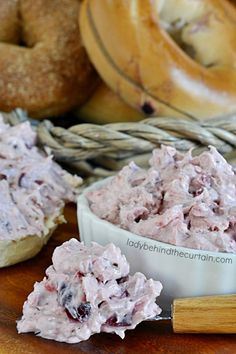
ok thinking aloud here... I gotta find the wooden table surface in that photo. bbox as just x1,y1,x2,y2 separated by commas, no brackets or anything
0,203,236,354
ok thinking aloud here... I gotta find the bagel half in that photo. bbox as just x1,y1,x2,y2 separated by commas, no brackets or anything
0,115,82,267
0,211,65,268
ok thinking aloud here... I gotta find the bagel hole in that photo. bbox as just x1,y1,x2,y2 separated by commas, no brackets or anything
161,18,188,47
180,43,196,60
162,19,198,61
160,18,217,67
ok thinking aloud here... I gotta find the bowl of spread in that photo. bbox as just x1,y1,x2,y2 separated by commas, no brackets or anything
77,146,236,309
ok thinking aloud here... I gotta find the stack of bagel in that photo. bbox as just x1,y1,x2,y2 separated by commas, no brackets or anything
1,0,236,122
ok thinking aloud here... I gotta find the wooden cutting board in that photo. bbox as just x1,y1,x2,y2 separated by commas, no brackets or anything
0,203,236,354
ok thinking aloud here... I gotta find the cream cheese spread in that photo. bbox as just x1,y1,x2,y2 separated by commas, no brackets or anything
0,116,81,241
17,239,162,343
87,146,236,254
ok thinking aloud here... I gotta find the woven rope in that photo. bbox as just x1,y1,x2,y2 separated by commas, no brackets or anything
2,110,236,177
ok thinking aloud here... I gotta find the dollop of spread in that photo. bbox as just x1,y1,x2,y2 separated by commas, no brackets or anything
0,116,81,241
87,146,236,254
17,239,162,343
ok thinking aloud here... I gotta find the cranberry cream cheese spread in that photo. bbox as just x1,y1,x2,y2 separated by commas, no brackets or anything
87,146,236,254
0,116,81,266
17,239,162,343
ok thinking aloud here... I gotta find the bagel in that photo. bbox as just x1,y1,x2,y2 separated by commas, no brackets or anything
0,212,64,268
0,0,98,118
0,115,82,267
76,81,144,124
80,0,236,120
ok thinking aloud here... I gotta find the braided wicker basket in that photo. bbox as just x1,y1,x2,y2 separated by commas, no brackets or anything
3,109,236,181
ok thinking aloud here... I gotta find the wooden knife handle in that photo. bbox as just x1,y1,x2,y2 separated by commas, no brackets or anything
172,294,236,333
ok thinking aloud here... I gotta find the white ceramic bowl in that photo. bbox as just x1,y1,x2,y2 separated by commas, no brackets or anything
77,178,236,310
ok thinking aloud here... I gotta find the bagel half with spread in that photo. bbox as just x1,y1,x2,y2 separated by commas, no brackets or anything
0,0,98,118
0,115,82,267
79,0,236,120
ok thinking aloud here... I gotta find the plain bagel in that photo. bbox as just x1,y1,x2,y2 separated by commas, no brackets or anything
0,0,98,118
79,0,236,120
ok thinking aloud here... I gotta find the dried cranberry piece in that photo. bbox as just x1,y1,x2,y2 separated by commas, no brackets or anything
187,220,191,230
134,216,142,223
65,302,91,323
120,289,129,298
35,180,44,185
208,226,219,232
116,276,129,284
105,314,118,326
105,313,132,327
65,308,75,321
76,271,85,278
98,301,106,308
44,283,56,292
18,172,26,187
